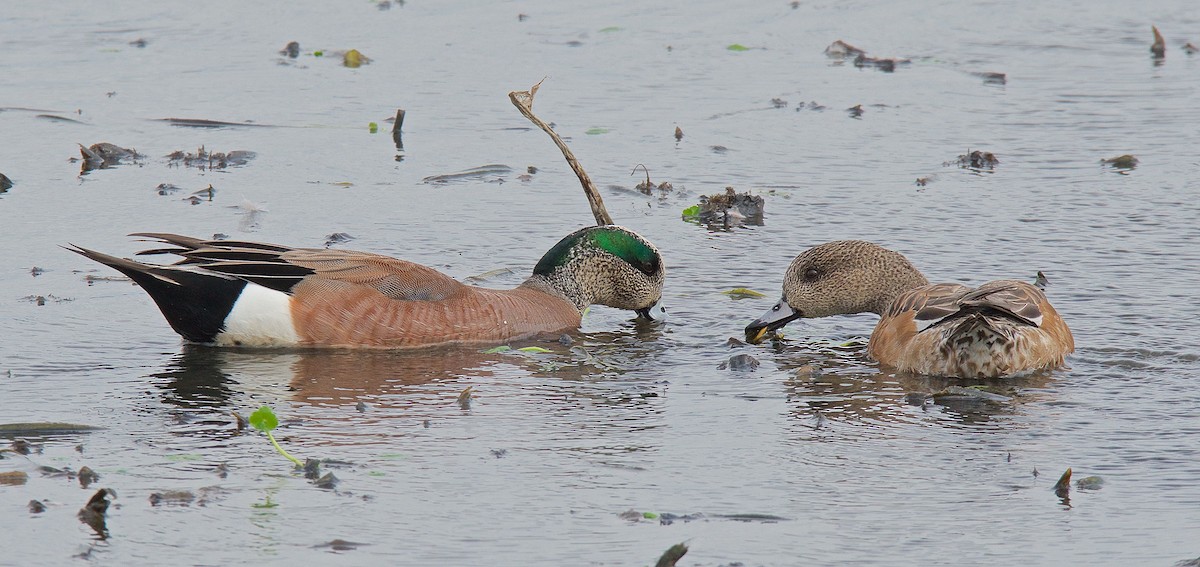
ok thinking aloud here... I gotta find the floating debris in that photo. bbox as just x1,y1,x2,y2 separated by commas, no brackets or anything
30,267,44,277
21,294,74,306
1151,25,1166,58
78,142,143,172
682,186,765,228
824,40,865,59
129,38,147,48
166,146,256,170
770,98,787,109
78,466,100,488
343,49,369,68
972,71,1007,85
280,41,300,58
313,472,339,489
155,183,182,195
0,422,102,434
674,126,683,141
28,500,46,513
324,232,353,247
0,172,11,192
36,114,87,124
157,118,272,128
1053,467,1072,498
631,164,672,194
355,401,367,412
1034,271,1049,289
718,353,760,371
915,177,931,187
853,54,910,72
422,164,513,184
847,104,864,118
457,386,473,410
78,488,116,538
149,490,196,506
314,539,366,551
1075,475,1104,490
956,150,999,170
721,288,766,300
932,385,1012,405
1101,154,1138,169
0,471,29,486
1185,42,1199,55
655,543,688,567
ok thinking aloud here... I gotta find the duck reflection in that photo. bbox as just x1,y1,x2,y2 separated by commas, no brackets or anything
767,339,1059,428
151,323,669,413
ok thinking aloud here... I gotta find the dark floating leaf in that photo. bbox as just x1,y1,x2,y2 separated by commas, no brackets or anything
1034,271,1049,289
148,490,196,506
78,466,100,488
78,488,116,539
972,71,1007,85
683,186,765,229
1053,467,1072,497
157,118,272,128
28,500,46,513
847,104,864,118
674,126,683,141
324,232,354,247
0,422,102,434
955,150,999,170
129,38,147,48
1075,476,1104,490
280,41,300,58
0,172,11,192
655,543,688,567
853,54,910,72
314,539,367,551
421,164,513,184
313,472,339,489
718,353,760,371
79,142,143,172
824,40,865,59
1151,25,1166,58
167,146,256,170
457,386,473,410
1101,154,1138,169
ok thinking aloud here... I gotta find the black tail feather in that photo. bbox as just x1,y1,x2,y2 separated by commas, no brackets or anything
65,245,246,343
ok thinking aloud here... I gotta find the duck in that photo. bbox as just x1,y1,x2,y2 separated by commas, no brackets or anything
67,225,666,348
744,240,1073,378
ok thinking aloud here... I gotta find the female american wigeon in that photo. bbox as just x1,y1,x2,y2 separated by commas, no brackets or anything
744,240,1074,378
68,225,666,348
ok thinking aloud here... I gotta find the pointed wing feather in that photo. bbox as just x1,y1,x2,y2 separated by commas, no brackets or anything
280,249,463,301
957,280,1045,327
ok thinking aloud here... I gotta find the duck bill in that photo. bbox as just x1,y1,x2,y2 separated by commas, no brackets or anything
635,299,667,322
745,299,801,343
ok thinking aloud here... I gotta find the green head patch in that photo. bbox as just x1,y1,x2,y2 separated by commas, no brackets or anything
533,226,660,277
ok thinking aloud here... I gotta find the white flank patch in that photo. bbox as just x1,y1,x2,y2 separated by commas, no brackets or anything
215,283,299,347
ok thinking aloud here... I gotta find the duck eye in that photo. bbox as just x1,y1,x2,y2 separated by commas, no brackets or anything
804,268,820,281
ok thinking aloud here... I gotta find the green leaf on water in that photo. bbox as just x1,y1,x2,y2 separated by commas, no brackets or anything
721,288,766,299
642,511,659,519
165,454,204,462
313,50,324,57
599,26,622,33
517,346,553,353
482,346,512,354
249,406,279,433
681,205,701,218
368,471,387,477
368,122,378,133
585,127,610,135
727,44,750,52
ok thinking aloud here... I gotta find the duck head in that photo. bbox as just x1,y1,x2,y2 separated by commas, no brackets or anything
530,225,666,321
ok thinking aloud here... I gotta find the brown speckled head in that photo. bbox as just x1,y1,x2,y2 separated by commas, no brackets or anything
524,225,665,317
779,240,929,317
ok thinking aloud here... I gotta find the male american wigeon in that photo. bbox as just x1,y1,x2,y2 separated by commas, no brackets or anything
68,225,665,348
744,240,1074,378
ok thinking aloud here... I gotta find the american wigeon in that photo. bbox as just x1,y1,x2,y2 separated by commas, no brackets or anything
68,225,666,348
744,240,1074,378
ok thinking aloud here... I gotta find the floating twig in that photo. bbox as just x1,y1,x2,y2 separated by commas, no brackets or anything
508,80,614,225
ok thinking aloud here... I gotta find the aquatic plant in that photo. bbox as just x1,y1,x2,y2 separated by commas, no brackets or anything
249,406,303,468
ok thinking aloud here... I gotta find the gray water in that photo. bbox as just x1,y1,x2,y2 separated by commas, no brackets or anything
2,1,1199,565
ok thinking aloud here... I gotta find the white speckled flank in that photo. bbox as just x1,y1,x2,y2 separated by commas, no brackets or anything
215,283,299,347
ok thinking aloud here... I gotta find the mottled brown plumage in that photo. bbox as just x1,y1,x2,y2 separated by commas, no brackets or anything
745,240,1074,377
